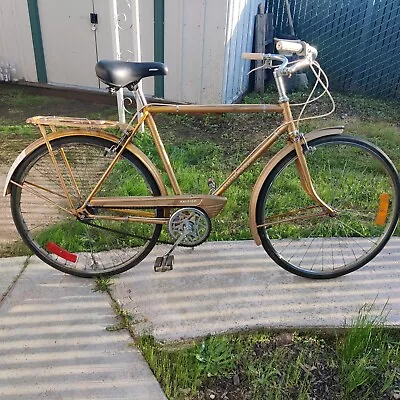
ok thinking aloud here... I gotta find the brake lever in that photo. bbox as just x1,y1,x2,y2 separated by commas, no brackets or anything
247,56,274,75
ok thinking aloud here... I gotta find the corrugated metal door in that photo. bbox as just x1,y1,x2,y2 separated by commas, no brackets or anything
38,0,99,88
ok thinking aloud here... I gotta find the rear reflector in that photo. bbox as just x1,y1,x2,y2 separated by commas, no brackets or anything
46,242,78,263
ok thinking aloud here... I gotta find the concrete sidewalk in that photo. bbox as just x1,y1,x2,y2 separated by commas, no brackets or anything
0,256,167,400
0,238,399,399
110,238,400,342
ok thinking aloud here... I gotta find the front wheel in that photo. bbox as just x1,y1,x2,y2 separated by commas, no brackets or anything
256,135,400,279
11,135,163,278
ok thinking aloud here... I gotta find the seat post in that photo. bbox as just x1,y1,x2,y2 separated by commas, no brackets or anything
135,85,148,107
133,85,147,132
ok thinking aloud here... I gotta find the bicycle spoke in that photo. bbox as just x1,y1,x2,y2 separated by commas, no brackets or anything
258,136,399,278
11,135,163,277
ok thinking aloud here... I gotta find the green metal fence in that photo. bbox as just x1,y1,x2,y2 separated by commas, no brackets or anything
267,0,400,98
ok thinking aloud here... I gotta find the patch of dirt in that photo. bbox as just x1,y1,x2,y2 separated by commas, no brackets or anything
0,85,117,125
193,333,341,400
154,112,283,158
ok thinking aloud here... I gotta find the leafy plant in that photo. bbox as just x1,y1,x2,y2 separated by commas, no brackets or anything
195,336,235,378
106,306,134,332
92,276,114,293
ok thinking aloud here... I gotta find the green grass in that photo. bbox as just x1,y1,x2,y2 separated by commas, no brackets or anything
136,335,231,399
0,124,36,135
337,305,400,399
135,309,400,400
129,130,266,241
93,276,114,293
0,88,55,108
129,130,397,241
11,125,399,256
1,86,400,257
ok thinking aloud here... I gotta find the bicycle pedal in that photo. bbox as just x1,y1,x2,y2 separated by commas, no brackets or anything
154,255,174,272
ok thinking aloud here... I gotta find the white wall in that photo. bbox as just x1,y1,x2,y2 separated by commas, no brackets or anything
0,0,258,103
164,0,229,104
223,0,260,103
0,0,37,82
35,0,154,93
164,0,259,104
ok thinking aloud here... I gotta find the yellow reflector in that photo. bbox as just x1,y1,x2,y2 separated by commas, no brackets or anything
375,193,389,225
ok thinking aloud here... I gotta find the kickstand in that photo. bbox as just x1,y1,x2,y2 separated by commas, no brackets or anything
154,226,191,272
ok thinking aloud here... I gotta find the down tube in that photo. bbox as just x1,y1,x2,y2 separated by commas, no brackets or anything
214,125,287,196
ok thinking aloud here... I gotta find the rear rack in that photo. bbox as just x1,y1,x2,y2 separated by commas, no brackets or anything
26,115,120,130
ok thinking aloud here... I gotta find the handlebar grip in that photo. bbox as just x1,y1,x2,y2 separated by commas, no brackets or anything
242,52,264,61
275,39,305,55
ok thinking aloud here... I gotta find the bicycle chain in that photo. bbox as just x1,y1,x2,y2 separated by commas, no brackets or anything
81,219,196,248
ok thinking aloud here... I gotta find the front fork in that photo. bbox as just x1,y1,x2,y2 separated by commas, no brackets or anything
280,101,336,217
292,134,337,216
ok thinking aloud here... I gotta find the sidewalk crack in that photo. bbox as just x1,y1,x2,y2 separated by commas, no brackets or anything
0,255,31,306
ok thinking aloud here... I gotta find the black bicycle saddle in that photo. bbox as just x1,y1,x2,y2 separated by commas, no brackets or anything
95,60,168,89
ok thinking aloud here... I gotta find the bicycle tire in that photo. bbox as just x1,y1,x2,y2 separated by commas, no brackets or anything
11,135,163,278
256,134,400,279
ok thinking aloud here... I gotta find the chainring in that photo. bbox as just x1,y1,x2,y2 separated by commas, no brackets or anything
168,207,211,247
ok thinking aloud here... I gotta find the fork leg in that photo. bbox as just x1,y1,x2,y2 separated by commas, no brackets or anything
293,139,337,216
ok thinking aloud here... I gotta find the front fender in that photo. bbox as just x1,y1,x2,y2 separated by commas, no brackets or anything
3,130,168,196
249,126,344,245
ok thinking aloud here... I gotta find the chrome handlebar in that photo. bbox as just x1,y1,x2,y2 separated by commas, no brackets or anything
242,39,318,76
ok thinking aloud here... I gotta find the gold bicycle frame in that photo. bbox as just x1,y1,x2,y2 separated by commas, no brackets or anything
9,97,336,236
120,101,334,211
6,89,335,244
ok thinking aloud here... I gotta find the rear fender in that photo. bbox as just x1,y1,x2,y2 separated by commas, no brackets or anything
249,126,344,245
3,130,168,196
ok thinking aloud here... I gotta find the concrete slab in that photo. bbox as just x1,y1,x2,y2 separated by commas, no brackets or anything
0,256,166,400
0,257,27,302
111,238,400,342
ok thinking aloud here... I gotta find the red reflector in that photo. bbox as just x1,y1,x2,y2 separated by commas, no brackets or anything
46,242,78,263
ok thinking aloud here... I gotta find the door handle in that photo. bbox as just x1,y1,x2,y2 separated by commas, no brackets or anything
90,13,98,31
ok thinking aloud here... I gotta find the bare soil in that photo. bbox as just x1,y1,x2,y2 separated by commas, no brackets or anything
192,333,341,400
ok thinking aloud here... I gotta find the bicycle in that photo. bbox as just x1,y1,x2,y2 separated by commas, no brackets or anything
4,39,399,279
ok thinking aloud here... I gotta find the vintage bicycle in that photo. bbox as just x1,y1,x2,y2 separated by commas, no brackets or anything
4,39,399,279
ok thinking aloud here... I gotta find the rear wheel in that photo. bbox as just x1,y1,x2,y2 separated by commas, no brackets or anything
11,135,163,277
256,135,400,279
